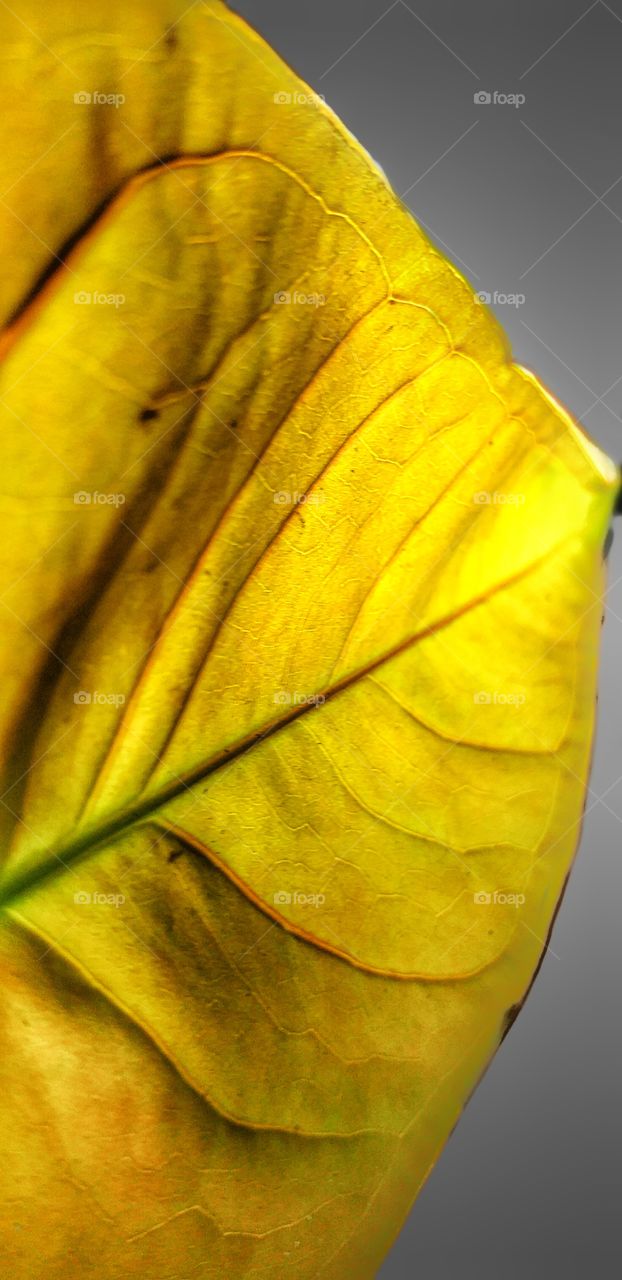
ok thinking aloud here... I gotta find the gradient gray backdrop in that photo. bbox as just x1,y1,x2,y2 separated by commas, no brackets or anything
230,3,622,1276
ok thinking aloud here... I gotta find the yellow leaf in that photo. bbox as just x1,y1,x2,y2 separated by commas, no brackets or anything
0,2,618,1277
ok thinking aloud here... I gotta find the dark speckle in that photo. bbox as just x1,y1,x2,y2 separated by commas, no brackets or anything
614,469,622,516
500,1001,523,1042
164,26,178,52
167,848,184,863
139,407,160,423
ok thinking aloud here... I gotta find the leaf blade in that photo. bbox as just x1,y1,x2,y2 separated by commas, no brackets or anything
0,3,617,1277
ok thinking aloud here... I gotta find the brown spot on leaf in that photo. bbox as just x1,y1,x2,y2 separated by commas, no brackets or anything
500,1001,523,1043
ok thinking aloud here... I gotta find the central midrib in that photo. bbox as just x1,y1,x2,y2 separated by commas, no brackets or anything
0,538,571,914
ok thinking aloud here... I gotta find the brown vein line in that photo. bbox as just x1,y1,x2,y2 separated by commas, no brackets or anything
2,143,397,820
0,145,415,360
1,392,207,842
163,839,415,1068
82,292,398,809
152,821,519,984
0,149,261,352
131,349,457,794
8,911,387,1141
330,425,512,678
277,391,506,675
0,531,575,919
1,141,419,811
332,401,553,679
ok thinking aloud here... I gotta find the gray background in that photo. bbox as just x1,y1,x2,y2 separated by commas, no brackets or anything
230,3,622,1277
